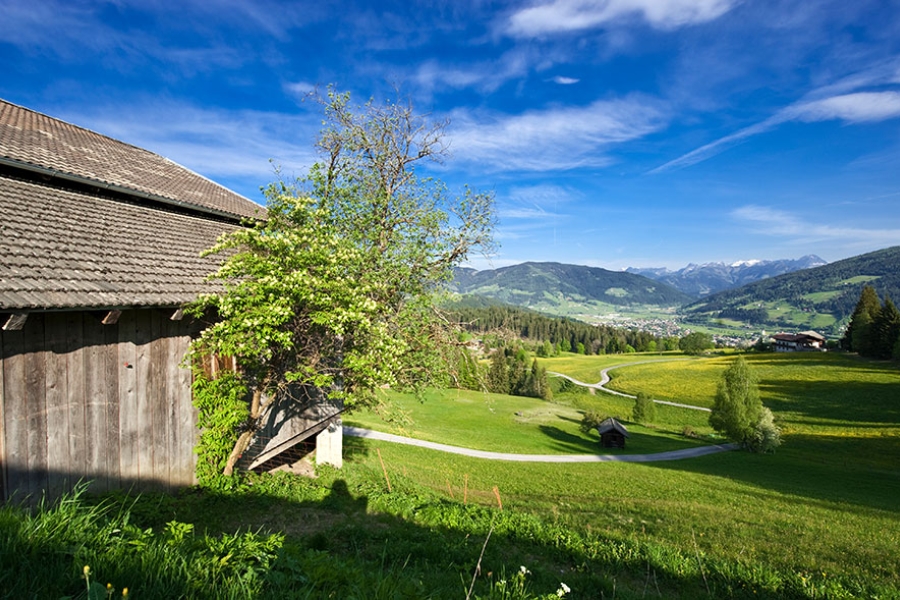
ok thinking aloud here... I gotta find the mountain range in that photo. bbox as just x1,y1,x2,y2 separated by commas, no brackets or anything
452,262,692,309
626,255,827,297
453,247,900,336
681,245,900,335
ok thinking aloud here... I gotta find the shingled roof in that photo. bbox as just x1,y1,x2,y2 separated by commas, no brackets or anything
0,99,265,311
0,99,262,220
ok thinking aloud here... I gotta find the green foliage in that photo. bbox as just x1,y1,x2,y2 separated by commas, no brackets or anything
842,286,900,359
842,284,881,353
632,392,656,424
579,409,607,435
748,406,782,453
679,331,714,355
191,370,250,487
188,88,494,474
708,356,761,445
487,347,552,400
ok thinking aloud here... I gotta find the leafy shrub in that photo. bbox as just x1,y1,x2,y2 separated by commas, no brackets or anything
748,406,782,453
579,410,607,435
682,425,697,438
632,392,656,424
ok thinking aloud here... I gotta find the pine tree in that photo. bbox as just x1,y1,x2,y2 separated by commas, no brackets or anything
842,285,881,353
872,296,900,359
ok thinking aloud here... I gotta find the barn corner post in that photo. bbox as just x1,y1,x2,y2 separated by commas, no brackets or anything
315,405,343,469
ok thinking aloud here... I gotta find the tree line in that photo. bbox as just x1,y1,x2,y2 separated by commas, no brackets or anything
446,301,674,355
841,285,900,360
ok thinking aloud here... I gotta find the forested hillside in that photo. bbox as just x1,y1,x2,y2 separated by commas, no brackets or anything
681,246,900,335
445,297,669,354
452,262,692,308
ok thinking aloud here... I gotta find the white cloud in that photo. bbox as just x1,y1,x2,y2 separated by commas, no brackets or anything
507,0,737,37
448,95,666,171
56,100,318,189
654,90,900,172
413,49,533,93
789,92,900,123
731,205,900,248
551,76,580,85
284,81,317,98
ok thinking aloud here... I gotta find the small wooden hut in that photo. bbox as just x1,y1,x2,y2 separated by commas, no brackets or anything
596,417,629,449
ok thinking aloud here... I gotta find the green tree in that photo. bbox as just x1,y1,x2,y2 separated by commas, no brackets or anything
709,356,762,446
842,285,881,354
487,350,510,394
872,296,900,359
748,406,782,453
579,410,607,435
190,89,495,475
632,392,656,424
680,332,714,355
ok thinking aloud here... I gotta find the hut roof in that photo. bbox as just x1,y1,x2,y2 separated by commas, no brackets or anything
596,417,629,437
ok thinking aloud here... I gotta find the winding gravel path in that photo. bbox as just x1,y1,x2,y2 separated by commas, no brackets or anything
549,359,712,412
344,426,736,463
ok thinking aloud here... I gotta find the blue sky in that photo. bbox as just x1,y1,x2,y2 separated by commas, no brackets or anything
2,0,899,270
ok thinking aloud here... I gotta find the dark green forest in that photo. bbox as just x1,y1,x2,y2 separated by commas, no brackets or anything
445,297,670,354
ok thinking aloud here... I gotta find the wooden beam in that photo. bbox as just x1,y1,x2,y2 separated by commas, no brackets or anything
169,308,184,321
2,313,28,331
101,310,122,325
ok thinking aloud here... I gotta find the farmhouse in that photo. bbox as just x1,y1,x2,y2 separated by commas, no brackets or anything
596,417,629,449
0,99,339,502
771,331,826,352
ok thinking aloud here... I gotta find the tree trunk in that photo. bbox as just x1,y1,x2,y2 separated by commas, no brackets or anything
223,388,263,476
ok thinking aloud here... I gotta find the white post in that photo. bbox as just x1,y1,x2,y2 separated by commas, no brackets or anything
316,419,343,468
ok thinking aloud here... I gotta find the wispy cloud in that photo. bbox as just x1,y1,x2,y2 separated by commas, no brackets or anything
732,205,900,248
56,99,318,192
789,91,900,123
506,0,737,37
412,48,533,93
551,76,580,85
448,95,666,171
653,89,900,173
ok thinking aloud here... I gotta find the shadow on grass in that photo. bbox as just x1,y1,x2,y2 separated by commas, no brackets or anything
647,432,900,514
1,470,738,600
762,378,900,425
6,431,897,599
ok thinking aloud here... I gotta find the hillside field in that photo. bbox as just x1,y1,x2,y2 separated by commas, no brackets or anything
4,352,898,598
340,351,900,597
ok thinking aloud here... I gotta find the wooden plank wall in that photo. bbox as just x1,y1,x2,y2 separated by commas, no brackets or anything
0,309,197,502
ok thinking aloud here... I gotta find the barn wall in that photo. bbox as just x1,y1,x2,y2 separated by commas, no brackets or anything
0,309,197,502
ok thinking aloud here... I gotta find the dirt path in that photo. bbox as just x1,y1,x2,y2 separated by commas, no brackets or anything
344,426,736,463
548,359,711,412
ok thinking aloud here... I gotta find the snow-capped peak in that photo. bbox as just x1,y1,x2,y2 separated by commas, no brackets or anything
730,259,762,268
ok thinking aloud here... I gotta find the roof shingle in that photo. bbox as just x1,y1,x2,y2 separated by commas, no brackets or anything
0,174,235,310
0,99,263,220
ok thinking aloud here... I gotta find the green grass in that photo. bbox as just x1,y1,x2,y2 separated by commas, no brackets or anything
345,385,710,455
4,352,899,599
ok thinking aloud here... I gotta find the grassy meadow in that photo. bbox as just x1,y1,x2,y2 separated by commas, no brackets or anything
3,351,898,598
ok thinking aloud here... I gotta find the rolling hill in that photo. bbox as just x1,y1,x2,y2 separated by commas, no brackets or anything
680,246,900,336
452,262,692,316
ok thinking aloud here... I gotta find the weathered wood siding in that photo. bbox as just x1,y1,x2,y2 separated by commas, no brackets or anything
0,309,197,502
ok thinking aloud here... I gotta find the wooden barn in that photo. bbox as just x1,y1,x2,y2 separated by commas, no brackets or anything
596,417,629,449
0,99,341,502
